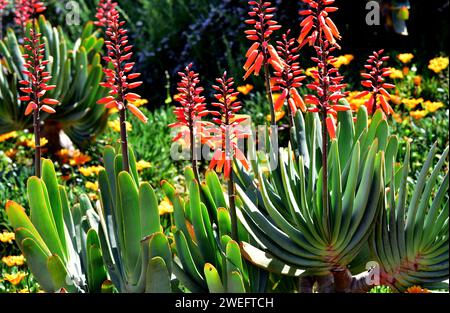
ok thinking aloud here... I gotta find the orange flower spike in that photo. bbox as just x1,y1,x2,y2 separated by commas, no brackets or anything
359,49,396,115
14,0,47,27
243,0,281,79
128,103,148,123
326,116,337,139
298,0,340,47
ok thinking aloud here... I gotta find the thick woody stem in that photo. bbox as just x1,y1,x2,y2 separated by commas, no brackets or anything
264,57,276,127
331,268,373,293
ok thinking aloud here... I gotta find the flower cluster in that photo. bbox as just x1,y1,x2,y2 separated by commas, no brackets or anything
19,28,58,116
357,49,395,116
428,56,449,73
94,0,118,28
243,0,282,80
209,72,249,179
169,63,208,144
304,41,348,139
97,11,147,123
272,30,306,115
298,0,341,48
14,0,46,27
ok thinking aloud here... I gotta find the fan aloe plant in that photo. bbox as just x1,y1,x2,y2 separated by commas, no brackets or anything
5,159,108,293
235,105,400,292
0,16,108,146
96,146,173,293
162,167,267,293
369,143,449,292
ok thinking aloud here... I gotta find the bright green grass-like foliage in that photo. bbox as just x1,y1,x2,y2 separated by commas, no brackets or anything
6,159,107,292
162,167,267,293
0,16,108,146
96,146,173,293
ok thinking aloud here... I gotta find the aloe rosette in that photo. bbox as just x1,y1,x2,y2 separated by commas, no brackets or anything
96,146,173,293
235,105,400,291
6,159,107,292
0,17,108,145
162,167,267,293
371,143,449,292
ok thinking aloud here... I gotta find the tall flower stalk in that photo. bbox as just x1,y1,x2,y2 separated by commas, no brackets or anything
17,0,58,177
357,49,396,116
209,72,250,241
300,0,348,240
169,64,209,183
273,30,306,142
244,0,282,126
97,10,146,173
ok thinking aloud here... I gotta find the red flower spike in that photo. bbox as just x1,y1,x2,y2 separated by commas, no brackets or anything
14,0,46,27
19,27,58,116
169,63,209,149
94,0,118,28
209,72,250,179
243,0,282,79
358,49,396,116
99,10,147,123
298,0,341,48
273,30,307,114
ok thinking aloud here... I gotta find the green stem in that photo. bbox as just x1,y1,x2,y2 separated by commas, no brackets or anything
119,108,130,173
263,58,276,126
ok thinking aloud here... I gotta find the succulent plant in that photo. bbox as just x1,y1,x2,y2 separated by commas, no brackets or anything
5,159,107,292
0,16,108,146
162,167,267,293
371,143,449,292
235,105,399,292
96,146,173,293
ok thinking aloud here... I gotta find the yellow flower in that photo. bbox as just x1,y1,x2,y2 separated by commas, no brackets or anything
136,160,151,171
0,231,15,243
388,67,404,79
392,112,402,123
2,255,25,267
24,137,48,149
402,98,423,110
3,272,27,285
85,181,99,192
346,91,371,111
108,120,132,133
130,98,148,107
397,53,414,64
0,131,17,142
405,285,431,293
266,109,285,122
69,150,91,166
19,288,30,293
410,110,428,120
331,54,354,68
79,165,105,177
237,84,254,95
158,197,174,216
305,67,318,78
424,101,444,113
428,56,449,73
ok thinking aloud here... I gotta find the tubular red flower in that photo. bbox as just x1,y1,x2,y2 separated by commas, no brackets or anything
98,11,146,123
273,30,307,114
209,72,249,179
14,0,46,27
298,0,341,48
19,27,58,116
243,0,281,79
358,49,396,116
169,63,208,146
94,0,118,28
